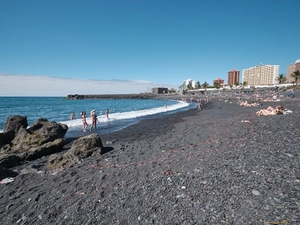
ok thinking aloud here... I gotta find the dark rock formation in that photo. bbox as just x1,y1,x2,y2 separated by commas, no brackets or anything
20,138,66,161
48,133,103,170
28,118,68,142
0,166,18,180
0,116,68,168
0,154,22,168
2,115,28,144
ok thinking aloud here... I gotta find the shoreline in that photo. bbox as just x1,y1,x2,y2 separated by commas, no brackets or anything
0,94,299,224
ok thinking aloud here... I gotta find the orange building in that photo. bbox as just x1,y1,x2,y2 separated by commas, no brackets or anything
213,78,224,86
228,70,240,85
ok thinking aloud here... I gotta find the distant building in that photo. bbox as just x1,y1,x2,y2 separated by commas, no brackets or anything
286,59,300,84
286,63,295,83
183,79,196,89
213,78,224,86
296,59,300,72
242,64,280,86
227,70,240,85
152,87,168,94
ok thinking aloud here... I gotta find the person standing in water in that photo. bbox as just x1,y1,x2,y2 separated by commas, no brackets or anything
90,114,98,131
69,112,75,120
81,112,88,132
90,109,95,118
105,109,109,119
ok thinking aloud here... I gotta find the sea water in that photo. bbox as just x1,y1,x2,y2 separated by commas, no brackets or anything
0,97,195,137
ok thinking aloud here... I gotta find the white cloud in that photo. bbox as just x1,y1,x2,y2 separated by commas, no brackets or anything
0,74,176,96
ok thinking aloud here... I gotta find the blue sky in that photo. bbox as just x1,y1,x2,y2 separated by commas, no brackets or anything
0,0,299,96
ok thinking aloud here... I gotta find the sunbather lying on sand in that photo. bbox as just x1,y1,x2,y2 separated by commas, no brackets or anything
238,101,261,107
263,98,272,102
256,105,283,116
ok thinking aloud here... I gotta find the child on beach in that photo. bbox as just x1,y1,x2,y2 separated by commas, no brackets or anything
69,112,75,120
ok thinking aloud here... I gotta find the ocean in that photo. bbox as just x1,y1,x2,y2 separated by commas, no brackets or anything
0,97,195,137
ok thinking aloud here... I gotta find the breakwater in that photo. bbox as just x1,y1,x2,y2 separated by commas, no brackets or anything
66,93,159,100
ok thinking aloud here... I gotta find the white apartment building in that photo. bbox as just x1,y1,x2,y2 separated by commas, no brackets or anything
242,64,280,86
183,79,196,88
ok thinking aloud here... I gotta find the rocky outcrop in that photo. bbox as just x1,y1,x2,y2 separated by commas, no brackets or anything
48,133,103,170
0,116,68,168
0,154,22,168
1,115,28,145
0,166,18,180
10,118,68,153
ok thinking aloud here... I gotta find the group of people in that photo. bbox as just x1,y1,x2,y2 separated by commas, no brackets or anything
236,97,285,116
69,109,110,132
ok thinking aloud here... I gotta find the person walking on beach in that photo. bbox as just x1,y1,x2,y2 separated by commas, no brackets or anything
90,114,98,131
197,99,202,110
105,109,109,119
81,112,88,132
69,112,75,120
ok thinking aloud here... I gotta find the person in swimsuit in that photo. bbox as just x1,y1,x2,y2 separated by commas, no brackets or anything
256,105,283,116
90,114,98,131
81,112,88,132
105,109,109,119
90,109,95,118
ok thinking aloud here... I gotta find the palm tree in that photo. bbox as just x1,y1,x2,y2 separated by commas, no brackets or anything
276,73,286,84
178,84,184,93
202,82,209,94
291,70,300,89
196,81,201,89
214,82,221,89
202,82,209,90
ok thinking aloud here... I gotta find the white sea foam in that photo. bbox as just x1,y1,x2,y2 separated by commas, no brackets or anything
61,101,189,131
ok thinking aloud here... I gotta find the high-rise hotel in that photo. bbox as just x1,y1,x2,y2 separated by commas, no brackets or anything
242,64,280,86
227,70,240,85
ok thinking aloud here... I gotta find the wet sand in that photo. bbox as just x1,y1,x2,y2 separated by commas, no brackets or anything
0,93,299,224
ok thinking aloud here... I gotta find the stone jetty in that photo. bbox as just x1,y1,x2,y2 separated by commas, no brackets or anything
65,93,158,100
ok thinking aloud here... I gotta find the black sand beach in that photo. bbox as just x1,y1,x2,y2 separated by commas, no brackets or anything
1,93,300,224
